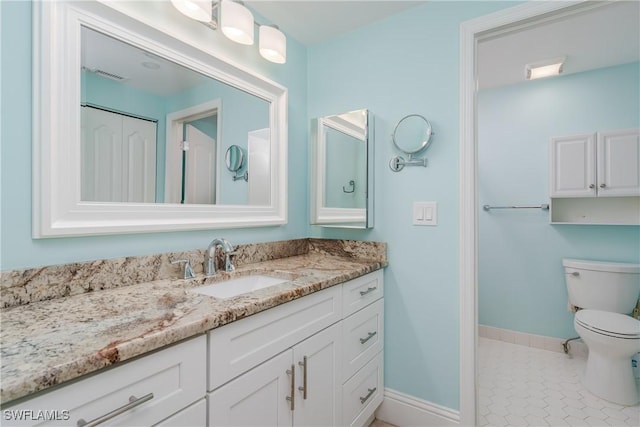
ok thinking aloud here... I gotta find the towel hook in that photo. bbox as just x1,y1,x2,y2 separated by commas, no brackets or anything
342,180,355,193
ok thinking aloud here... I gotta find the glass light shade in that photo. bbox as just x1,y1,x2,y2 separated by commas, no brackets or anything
259,25,286,64
526,57,565,80
220,0,254,45
171,0,211,22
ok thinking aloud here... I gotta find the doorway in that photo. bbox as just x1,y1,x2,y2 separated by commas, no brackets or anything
165,99,222,204
459,2,639,425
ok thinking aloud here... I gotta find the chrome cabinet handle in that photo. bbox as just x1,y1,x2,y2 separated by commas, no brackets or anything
360,331,377,344
286,365,295,411
359,287,377,296
600,183,606,188
77,393,154,427
589,184,595,189
359,387,377,404
571,271,580,277
298,356,308,399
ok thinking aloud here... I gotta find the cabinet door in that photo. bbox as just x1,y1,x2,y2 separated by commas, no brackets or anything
550,133,596,197
293,323,342,427
209,350,294,427
597,129,640,197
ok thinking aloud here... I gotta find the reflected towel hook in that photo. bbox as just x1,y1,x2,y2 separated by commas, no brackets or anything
342,180,355,193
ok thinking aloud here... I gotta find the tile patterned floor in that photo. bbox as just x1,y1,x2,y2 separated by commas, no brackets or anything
369,419,397,427
479,337,640,426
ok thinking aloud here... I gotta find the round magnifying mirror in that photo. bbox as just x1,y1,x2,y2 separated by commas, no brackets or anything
225,145,245,172
392,114,433,155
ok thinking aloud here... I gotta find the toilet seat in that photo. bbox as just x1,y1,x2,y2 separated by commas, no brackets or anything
575,309,640,339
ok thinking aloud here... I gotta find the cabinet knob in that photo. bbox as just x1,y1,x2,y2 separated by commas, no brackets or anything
600,183,606,188
589,184,595,189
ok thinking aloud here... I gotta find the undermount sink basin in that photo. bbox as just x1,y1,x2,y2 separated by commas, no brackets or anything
190,275,289,299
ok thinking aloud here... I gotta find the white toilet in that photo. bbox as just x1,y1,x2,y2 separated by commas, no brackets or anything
563,259,640,406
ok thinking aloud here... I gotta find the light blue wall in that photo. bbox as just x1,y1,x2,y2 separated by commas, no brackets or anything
478,63,640,339
0,0,308,270
307,0,517,410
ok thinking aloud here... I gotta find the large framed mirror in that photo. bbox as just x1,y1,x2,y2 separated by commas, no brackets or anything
33,0,287,237
310,109,374,229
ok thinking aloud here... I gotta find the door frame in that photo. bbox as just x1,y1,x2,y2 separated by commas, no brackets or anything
165,99,222,204
458,1,603,425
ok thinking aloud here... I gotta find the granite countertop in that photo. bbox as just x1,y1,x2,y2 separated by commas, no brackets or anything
0,250,385,404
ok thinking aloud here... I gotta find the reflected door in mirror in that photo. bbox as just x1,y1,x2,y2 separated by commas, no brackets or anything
184,123,216,204
81,106,157,202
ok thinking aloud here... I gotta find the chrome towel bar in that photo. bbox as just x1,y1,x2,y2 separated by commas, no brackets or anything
483,204,549,211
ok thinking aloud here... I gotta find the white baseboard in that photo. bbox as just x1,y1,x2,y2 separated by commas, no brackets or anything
478,324,588,358
375,388,460,426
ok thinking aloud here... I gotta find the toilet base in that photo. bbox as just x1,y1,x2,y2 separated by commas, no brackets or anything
583,350,639,406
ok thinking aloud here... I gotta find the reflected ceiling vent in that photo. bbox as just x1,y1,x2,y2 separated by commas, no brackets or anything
83,66,129,82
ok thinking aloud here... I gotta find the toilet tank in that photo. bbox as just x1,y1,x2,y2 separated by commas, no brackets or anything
563,259,640,313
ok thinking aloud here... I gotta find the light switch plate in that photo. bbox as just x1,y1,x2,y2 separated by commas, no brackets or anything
413,202,437,226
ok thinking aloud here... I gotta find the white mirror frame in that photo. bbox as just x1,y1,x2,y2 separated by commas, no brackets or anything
32,0,287,238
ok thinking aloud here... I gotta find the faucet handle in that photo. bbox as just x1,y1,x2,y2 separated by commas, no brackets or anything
224,252,236,272
171,259,196,280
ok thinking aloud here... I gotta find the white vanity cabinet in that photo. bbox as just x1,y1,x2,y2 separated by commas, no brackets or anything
549,129,640,224
3,336,207,427
207,269,384,427
209,323,342,427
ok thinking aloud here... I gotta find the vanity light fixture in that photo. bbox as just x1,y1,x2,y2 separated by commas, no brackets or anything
525,56,566,80
170,0,212,22
259,25,286,64
171,0,287,64
220,0,254,45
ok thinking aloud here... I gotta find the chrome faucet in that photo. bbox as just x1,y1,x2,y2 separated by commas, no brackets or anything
204,238,235,277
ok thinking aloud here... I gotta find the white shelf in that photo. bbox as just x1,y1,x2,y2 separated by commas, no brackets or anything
550,196,640,225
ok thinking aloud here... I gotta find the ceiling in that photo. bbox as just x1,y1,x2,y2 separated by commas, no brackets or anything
245,1,427,45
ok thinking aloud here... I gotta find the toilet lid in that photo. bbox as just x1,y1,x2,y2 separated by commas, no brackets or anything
575,309,640,337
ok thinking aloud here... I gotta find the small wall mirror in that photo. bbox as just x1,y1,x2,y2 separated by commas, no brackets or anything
310,109,374,228
226,145,248,182
226,145,245,172
389,114,433,172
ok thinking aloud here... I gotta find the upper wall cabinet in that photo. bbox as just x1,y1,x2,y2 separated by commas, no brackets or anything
550,129,640,198
310,109,374,229
549,128,640,224
32,0,287,237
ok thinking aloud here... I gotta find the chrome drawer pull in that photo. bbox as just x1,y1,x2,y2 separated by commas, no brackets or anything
359,331,377,344
360,387,377,404
359,287,377,296
286,365,295,411
77,393,154,427
298,356,308,399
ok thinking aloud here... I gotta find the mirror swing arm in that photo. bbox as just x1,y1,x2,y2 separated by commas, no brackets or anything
389,114,434,172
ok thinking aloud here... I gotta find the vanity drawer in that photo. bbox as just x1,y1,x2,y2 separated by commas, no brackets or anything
208,285,342,390
3,336,206,427
342,350,384,427
342,270,383,318
342,298,384,381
